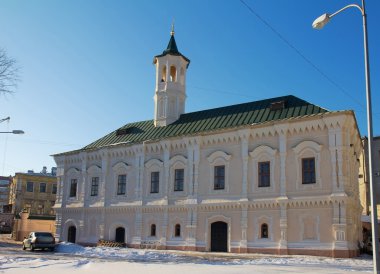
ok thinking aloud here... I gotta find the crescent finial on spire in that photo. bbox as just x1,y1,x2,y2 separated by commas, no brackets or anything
170,20,175,36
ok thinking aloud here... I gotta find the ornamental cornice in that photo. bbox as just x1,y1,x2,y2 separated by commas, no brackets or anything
56,195,342,213
323,115,346,130
202,132,239,146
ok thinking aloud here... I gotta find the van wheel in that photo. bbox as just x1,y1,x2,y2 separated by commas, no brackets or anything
22,244,26,250
30,244,35,251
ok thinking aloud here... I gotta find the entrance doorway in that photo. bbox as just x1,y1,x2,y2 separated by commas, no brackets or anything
115,227,125,243
67,226,76,243
210,221,228,252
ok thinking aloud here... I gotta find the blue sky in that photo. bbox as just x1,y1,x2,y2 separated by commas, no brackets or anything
0,0,379,176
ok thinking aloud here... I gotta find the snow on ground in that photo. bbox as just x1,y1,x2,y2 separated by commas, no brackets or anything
0,242,374,273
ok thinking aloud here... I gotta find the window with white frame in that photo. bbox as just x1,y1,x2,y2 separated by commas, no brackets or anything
249,145,277,192
169,155,187,194
150,172,159,193
255,216,273,241
145,159,163,195
69,179,77,197
66,167,80,201
302,157,316,184
117,174,126,195
87,165,102,198
258,161,270,187
293,140,322,189
207,151,231,193
214,165,225,190
91,177,99,196
112,162,131,198
174,169,184,191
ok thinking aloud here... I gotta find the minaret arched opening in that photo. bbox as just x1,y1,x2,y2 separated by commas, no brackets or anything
170,65,177,82
162,66,167,82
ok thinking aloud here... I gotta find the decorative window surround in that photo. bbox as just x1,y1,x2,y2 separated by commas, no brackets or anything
207,151,231,194
169,220,183,239
293,141,322,190
145,159,164,197
112,162,131,199
249,145,277,193
169,155,187,196
66,167,80,202
87,165,102,200
254,216,273,242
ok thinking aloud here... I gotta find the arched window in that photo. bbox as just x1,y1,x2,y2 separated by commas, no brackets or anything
261,223,268,238
170,65,177,82
150,224,156,237
162,66,167,82
174,224,181,237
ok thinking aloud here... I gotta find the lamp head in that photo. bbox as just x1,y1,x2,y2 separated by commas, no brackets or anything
312,13,331,29
12,130,24,134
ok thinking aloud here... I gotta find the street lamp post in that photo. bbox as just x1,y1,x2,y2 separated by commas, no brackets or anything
0,130,24,134
313,1,378,273
0,117,25,135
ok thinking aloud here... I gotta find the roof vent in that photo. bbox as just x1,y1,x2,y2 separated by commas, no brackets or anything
116,126,143,136
116,128,129,136
270,100,286,111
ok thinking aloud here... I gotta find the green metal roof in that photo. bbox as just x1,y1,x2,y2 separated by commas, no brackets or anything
77,95,328,152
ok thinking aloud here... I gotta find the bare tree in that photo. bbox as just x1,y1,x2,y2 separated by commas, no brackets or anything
0,48,19,95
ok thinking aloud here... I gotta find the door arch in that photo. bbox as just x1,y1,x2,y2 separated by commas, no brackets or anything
115,227,125,243
210,221,228,252
67,226,76,243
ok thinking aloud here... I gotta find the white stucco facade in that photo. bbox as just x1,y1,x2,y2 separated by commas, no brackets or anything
53,112,363,257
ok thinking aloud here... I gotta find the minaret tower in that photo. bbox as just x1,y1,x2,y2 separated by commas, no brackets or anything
153,25,190,127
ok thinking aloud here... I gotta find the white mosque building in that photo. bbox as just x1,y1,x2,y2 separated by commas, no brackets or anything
53,29,363,257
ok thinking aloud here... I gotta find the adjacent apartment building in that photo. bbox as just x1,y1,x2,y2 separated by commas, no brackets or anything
0,176,12,213
9,167,57,216
53,31,363,257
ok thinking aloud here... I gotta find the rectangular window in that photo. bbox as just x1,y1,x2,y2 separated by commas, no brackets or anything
117,175,126,195
26,182,34,192
174,169,184,191
69,179,77,197
91,177,99,196
214,165,225,190
39,183,47,193
258,162,270,187
302,158,316,184
150,172,159,193
52,184,57,194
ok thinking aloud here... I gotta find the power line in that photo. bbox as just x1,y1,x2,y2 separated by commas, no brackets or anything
239,0,367,111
